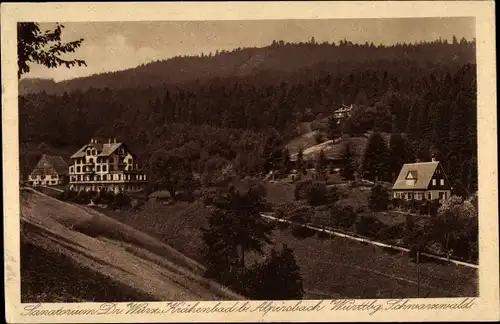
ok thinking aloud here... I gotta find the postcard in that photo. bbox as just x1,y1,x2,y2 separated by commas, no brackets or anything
2,1,498,323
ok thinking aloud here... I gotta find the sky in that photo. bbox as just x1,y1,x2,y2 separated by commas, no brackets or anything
24,18,475,82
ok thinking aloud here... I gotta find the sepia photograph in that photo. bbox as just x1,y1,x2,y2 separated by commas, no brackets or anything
2,1,499,323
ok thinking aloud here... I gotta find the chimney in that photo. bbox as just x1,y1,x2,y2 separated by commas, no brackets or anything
108,138,111,144
432,157,436,162
90,138,94,144
113,138,117,143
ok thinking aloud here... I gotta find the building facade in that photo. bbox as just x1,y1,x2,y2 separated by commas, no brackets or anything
29,155,69,186
392,159,452,201
332,104,353,122
69,138,147,193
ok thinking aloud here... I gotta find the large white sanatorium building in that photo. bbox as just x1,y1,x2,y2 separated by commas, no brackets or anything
69,138,147,193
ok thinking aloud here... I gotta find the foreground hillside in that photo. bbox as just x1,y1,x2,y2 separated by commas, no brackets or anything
93,189,478,299
20,188,242,302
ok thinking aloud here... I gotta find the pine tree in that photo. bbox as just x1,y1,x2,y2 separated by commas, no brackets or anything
362,132,389,181
369,183,390,211
201,209,240,281
405,100,420,134
447,101,468,184
389,134,413,181
341,141,357,181
296,148,305,174
315,149,327,176
416,102,432,143
281,148,291,174
202,187,274,271
354,89,369,107
251,245,304,300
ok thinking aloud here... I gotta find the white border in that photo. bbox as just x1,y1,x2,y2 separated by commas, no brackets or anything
2,2,498,323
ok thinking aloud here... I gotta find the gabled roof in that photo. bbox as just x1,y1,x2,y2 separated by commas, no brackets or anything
392,161,439,190
70,141,127,159
31,155,69,176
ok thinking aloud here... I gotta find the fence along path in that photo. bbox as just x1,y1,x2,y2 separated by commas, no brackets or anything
260,213,478,269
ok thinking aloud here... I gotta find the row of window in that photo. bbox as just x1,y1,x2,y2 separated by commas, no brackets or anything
30,174,58,180
71,165,136,173
394,191,448,200
70,184,144,192
395,192,430,200
75,156,133,164
70,173,146,182
30,180,58,185
71,160,134,173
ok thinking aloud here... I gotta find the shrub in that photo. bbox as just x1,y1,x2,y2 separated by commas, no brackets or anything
316,228,333,240
294,180,331,206
294,180,313,200
377,223,404,241
330,204,357,229
355,205,367,213
114,193,132,209
276,221,290,230
73,190,92,204
355,216,384,238
427,199,441,217
390,198,405,210
291,225,316,239
202,187,221,205
405,199,420,213
58,189,78,202
94,189,115,205
289,209,312,225
176,190,195,202
369,184,390,211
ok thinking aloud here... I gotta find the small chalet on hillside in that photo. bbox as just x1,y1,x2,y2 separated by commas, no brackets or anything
332,104,354,123
29,155,69,186
392,158,452,201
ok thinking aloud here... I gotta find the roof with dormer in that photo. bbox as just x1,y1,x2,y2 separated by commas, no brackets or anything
392,161,440,190
70,139,131,159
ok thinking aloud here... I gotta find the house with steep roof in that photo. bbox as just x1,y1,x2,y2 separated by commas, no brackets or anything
69,138,147,193
392,158,452,201
29,155,69,186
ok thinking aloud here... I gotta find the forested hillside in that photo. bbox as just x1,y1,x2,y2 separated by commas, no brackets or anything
19,37,475,95
19,38,477,194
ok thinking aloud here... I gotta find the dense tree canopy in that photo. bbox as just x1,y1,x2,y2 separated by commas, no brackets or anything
19,38,477,193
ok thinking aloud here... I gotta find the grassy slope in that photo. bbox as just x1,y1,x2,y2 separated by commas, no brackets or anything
268,230,478,299
20,189,242,302
286,131,320,156
94,200,210,263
